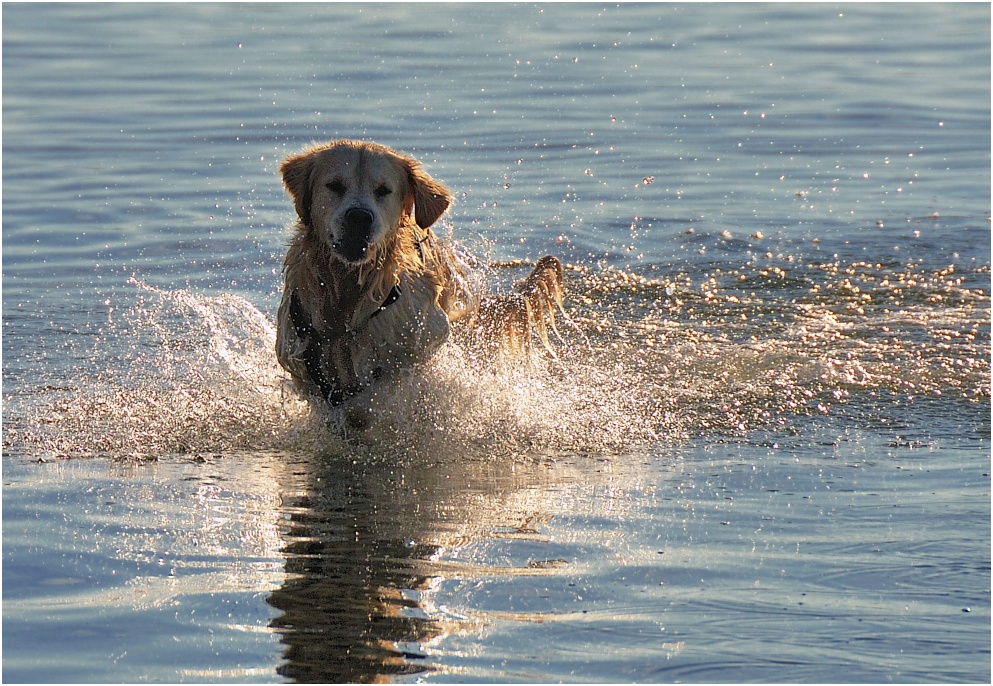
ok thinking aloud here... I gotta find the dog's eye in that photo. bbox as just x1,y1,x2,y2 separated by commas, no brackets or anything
326,180,347,195
374,184,393,200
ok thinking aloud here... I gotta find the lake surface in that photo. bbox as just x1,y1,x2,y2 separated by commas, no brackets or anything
2,3,990,683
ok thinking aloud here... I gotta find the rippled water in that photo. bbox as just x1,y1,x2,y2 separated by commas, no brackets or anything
3,3,990,683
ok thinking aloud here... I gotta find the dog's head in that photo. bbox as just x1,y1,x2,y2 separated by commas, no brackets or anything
280,140,452,264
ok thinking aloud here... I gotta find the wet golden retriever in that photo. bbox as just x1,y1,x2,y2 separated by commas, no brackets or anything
275,139,564,421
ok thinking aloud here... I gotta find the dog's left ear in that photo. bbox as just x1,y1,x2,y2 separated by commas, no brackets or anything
280,149,318,226
407,164,452,229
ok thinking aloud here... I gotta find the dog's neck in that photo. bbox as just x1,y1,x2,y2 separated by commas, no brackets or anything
290,229,405,332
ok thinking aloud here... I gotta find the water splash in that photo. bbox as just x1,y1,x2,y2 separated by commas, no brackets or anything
3,255,989,461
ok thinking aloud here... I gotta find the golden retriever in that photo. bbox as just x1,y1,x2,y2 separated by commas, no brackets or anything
275,139,565,421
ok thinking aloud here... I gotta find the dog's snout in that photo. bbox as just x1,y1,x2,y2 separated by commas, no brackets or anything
334,207,376,262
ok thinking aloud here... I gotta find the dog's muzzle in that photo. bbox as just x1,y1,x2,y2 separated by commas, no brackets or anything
333,207,375,262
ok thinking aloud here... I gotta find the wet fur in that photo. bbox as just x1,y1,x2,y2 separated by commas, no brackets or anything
275,139,565,419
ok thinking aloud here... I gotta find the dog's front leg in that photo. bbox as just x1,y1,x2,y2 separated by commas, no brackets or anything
321,335,361,405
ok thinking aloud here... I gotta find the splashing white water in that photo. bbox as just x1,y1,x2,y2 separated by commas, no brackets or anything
3,278,659,460
4,257,988,461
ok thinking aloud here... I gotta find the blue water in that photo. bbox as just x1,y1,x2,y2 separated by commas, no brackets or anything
3,3,990,683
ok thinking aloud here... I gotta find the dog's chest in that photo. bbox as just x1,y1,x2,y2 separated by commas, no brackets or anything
348,272,450,382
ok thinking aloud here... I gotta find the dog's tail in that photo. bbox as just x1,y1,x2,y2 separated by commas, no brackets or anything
463,255,577,360
515,255,568,357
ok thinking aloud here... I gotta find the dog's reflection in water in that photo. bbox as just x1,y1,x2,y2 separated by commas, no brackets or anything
267,450,578,682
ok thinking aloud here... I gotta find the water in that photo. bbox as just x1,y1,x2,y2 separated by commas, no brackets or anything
2,3,989,682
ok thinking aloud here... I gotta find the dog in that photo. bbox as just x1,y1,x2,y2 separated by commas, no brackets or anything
275,139,565,422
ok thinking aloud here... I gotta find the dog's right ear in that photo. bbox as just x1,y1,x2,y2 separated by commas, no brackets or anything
280,150,317,226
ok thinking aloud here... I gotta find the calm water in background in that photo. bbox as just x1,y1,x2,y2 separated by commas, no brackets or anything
2,3,990,683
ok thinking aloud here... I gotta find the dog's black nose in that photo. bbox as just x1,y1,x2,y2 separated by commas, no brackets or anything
342,207,374,234
334,207,376,262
